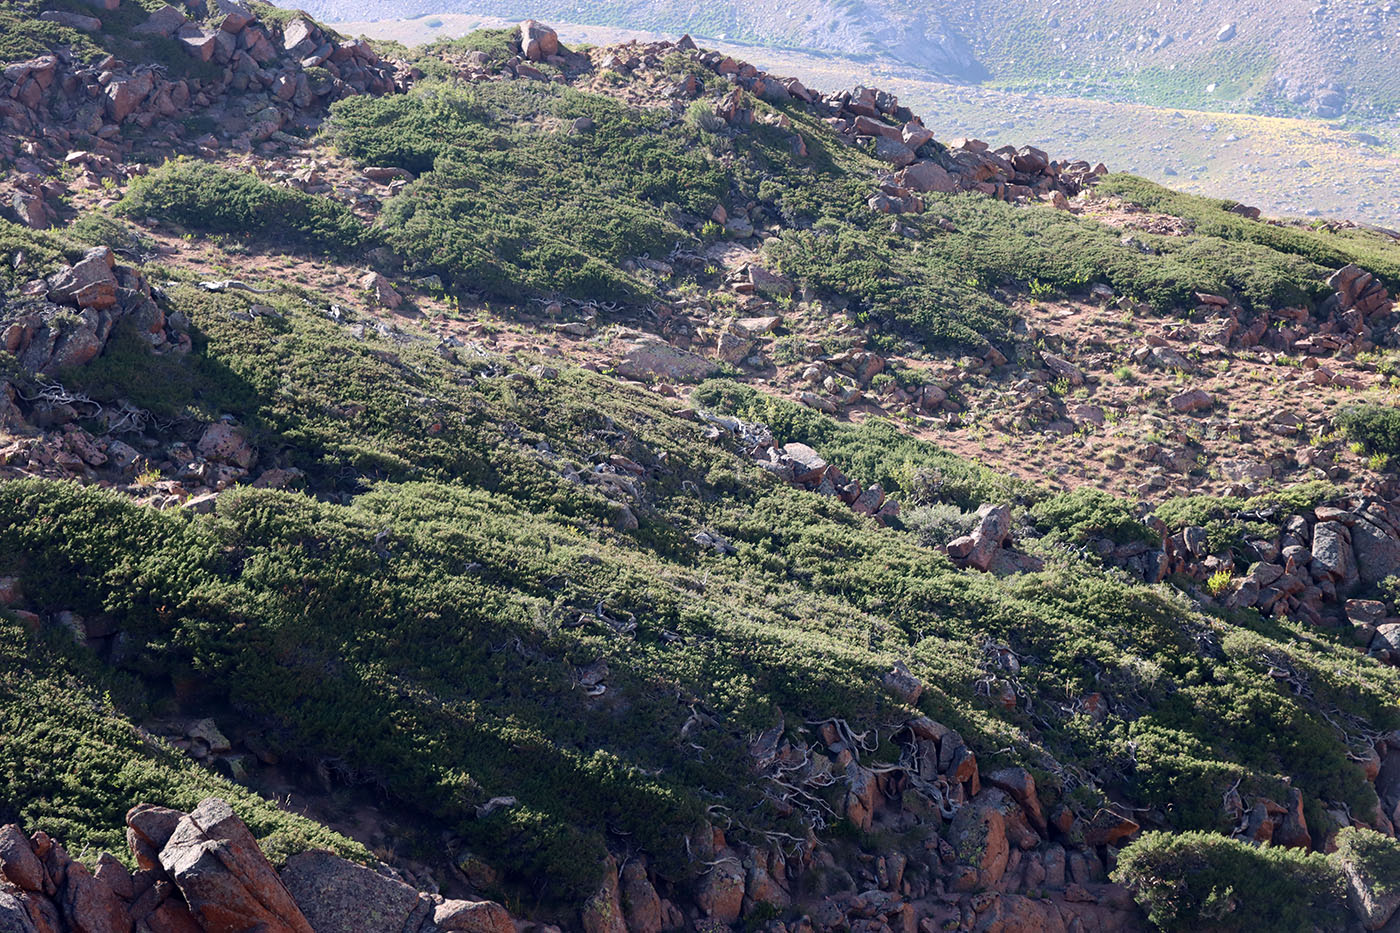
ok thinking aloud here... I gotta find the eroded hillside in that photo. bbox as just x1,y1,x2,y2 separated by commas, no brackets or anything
4,6,1400,933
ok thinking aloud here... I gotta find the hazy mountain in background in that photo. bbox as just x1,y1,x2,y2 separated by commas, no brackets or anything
297,0,1400,120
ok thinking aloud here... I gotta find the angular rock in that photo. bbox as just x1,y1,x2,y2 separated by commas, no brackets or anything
1311,521,1354,582
39,10,101,31
104,74,154,123
948,794,1009,887
0,825,46,892
882,660,922,704
358,272,402,310
985,767,1047,835
967,504,1011,572
1275,788,1311,850
1339,830,1400,931
47,247,117,310
1372,623,1400,655
695,854,744,925
619,861,661,933
280,849,429,933
783,443,828,484
180,31,218,62
519,20,559,61
901,122,934,150
0,891,38,933
894,161,956,194
1348,600,1388,628
1082,809,1139,846
61,862,131,933
580,857,625,933
134,5,188,37
748,265,794,298
1040,351,1084,386
1168,388,1214,414
872,136,915,167
214,0,255,32
93,854,132,901
125,805,186,872
159,798,312,933
282,20,316,52
1351,518,1400,586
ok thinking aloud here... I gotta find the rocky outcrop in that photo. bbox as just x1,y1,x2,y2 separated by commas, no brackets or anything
2,246,188,378
1179,265,1394,359
159,798,312,933
694,410,902,525
615,338,716,383
0,10,404,230
0,800,512,933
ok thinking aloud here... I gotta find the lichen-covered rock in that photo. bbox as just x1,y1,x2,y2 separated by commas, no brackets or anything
280,850,428,933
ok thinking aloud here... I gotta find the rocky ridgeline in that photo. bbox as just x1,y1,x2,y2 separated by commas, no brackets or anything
665,41,1103,215
0,797,514,933
424,24,1098,224
2,0,402,229
1164,263,1397,361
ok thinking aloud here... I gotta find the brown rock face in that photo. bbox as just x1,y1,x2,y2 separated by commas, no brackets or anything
125,805,186,872
0,824,47,892
60,862,131,933
619,860,663,933
46,248,117,310
984,768,1047,835
615,339,717,383
1167,388,1214,414
695,853,745,924
1082,809,1139,847
196,423,256,470
519,20,560,61
580,856,626,933
0,890,39,933
158,798,313,933
894,161,956,194
279,849,428,933
949,796,1010,887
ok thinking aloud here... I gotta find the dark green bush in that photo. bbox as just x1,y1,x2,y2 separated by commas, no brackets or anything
0,614,368,867
1113,831,1344,932
117,160,373,255
1337,404,1400,460
1096,174,1400,289
1031,487,1154,546
1332,826,1400,899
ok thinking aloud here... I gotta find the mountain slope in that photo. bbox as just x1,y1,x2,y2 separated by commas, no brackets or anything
4,7,1400,933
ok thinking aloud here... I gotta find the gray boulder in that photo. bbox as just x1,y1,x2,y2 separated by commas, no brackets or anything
281,850,431,933
614,339,716,383
0,892,37,933
1311,521,1355,582
1351,517,1400,585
